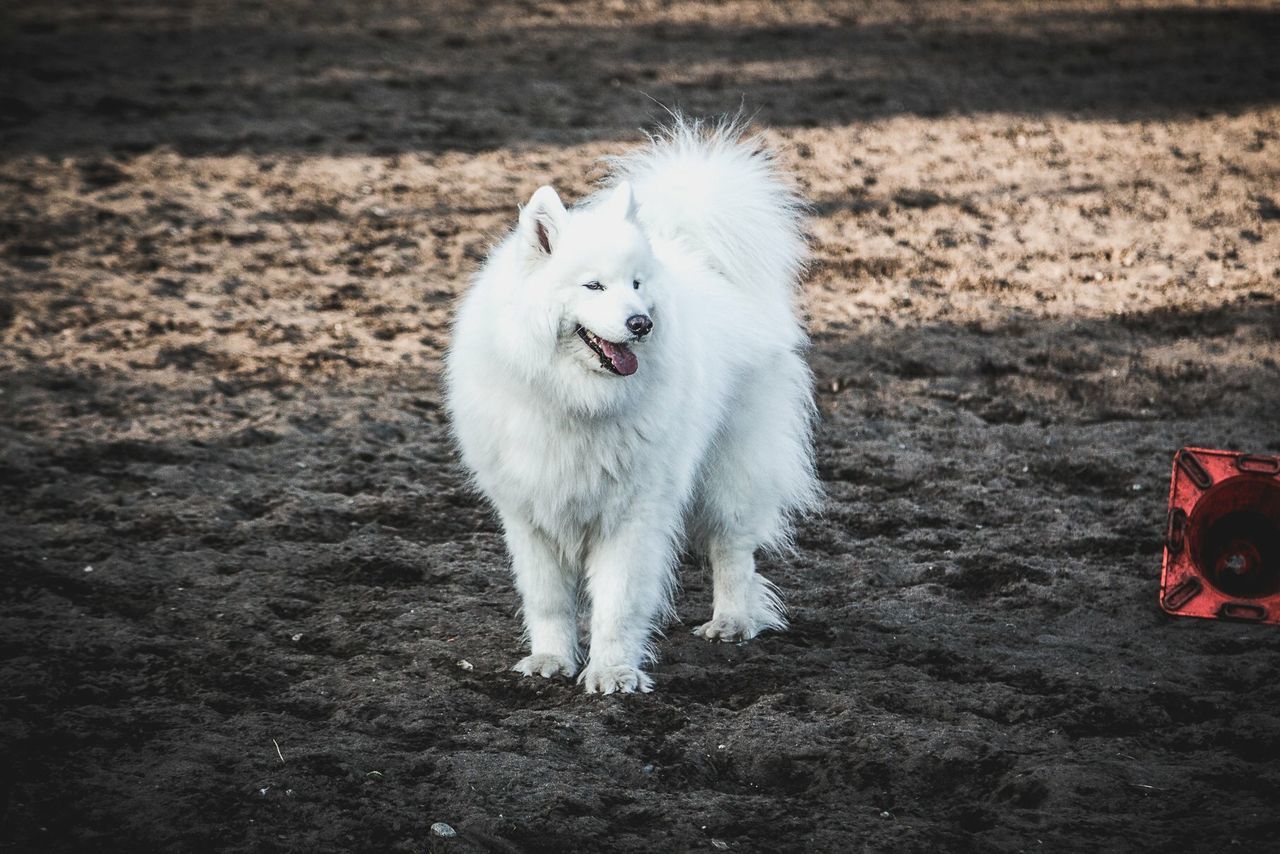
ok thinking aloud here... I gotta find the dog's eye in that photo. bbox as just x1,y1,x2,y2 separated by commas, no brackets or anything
583,281,604,291
632,279,641,289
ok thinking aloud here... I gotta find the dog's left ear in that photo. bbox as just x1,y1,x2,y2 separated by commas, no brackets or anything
600,181,637,222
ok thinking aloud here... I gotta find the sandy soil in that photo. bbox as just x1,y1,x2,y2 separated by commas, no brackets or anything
2,1,1279,851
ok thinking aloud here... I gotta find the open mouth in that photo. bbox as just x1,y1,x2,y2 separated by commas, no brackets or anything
575,326,638,376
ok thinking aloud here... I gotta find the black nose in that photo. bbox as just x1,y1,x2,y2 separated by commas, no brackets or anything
626,314,653,337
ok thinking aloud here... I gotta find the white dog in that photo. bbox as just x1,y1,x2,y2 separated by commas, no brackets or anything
444,117,819,694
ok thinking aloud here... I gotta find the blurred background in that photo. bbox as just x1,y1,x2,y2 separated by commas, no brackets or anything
2,2,1278,852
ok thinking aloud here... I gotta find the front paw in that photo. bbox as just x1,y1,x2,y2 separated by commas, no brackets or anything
512,653,578,679
693,614,770,642
578,664,654,695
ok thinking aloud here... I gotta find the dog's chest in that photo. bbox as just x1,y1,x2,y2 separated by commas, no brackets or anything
488,409,650,533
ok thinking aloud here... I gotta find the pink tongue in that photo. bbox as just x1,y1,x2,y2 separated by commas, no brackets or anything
598,339,638,376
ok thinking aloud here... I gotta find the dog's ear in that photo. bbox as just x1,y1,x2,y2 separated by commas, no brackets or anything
600,181,637,222
519,185,567,257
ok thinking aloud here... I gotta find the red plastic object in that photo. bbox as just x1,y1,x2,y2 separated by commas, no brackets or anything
1160,447,1280,624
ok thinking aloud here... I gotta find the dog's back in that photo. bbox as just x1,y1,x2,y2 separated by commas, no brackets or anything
609,116,808,338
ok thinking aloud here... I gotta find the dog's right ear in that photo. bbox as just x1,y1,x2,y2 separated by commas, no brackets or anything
518,185,567,258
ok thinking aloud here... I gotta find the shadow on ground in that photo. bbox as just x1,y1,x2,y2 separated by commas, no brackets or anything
2,293,1278,851
2,2,1278,155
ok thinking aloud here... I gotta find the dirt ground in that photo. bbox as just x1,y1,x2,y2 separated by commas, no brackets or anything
2,0,1279,851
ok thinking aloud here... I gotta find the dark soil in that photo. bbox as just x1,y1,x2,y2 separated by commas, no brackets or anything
2,1,1279,852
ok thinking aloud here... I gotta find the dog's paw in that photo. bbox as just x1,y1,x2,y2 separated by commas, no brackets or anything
512,653,578,679
693,614,765,642
578,664,654,695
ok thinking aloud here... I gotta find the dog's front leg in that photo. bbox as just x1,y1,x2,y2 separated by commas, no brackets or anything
504,516,581,680
579,519,676,694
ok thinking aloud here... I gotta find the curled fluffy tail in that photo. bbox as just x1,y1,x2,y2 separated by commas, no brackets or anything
609,114,807,299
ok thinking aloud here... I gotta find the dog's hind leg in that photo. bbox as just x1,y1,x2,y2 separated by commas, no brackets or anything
505,517,581,679
691,354,817,642
693,536,787,642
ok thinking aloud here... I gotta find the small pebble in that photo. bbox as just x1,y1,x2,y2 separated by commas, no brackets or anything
431,822,457,839
457,660,473,671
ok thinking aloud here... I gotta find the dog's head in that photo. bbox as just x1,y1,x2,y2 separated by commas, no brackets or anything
516,182,657,378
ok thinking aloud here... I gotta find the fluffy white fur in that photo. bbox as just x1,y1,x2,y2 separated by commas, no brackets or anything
444,117,820,694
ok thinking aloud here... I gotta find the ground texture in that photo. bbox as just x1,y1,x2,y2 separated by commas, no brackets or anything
2,1,1279,851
